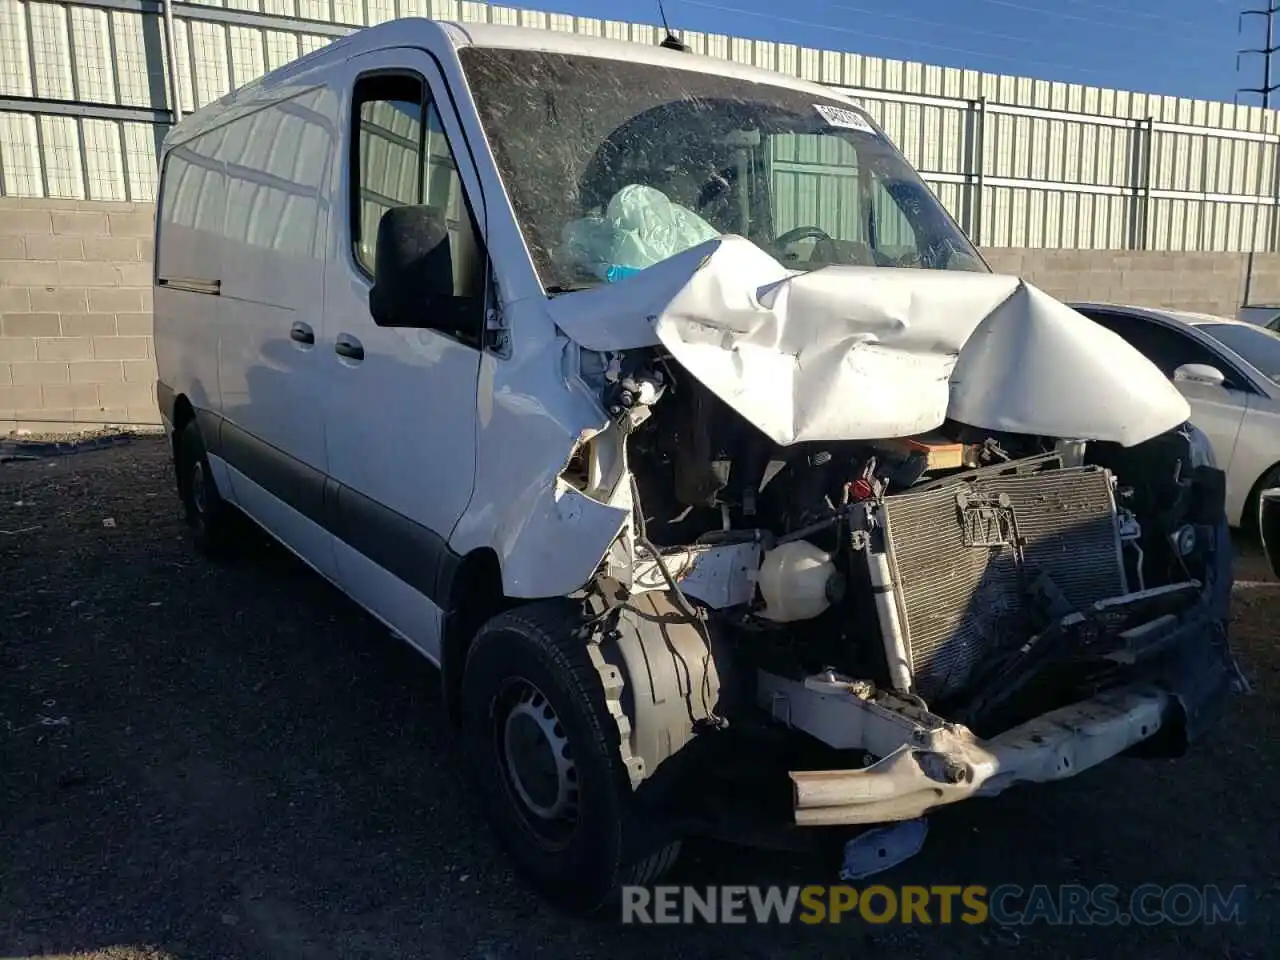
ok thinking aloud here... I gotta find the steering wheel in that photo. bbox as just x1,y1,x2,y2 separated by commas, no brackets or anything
774,225,834,248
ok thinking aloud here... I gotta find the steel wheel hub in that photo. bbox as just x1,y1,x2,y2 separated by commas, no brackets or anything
190,459,208,516
501,683,578,826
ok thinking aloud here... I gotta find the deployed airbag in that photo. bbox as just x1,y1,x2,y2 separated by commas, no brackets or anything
559,184,721,283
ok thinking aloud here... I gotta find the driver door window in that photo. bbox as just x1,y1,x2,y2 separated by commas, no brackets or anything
350,73,485,329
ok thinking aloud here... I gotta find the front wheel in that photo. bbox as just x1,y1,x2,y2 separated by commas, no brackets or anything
459,601,680,912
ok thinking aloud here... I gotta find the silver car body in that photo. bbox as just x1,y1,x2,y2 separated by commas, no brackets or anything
1072,302,1280,526
1235,304,1280,329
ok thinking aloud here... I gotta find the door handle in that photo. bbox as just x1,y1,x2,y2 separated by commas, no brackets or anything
289,322,315,346
335,336,364,362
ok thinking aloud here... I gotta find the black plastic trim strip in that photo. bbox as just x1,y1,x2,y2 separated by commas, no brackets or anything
195,408,222,453
327,479,443,600
219,417,327,531
198,408,458,607
155,380,176,425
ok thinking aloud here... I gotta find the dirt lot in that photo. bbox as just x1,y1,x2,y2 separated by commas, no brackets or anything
1,437,1277,959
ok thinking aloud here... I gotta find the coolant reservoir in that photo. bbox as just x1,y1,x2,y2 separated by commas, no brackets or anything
758,541,837,623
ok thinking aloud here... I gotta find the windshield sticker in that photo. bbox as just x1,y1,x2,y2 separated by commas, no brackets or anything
814,103,877,135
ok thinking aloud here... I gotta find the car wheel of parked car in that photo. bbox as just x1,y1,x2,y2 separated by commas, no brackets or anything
1245,464,1280,535
176,420,240,558
1260,486,1280,578
459,601,681,913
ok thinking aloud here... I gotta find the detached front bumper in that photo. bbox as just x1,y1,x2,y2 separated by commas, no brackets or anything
758,521,1240,827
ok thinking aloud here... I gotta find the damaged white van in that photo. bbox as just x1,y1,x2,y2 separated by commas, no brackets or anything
153,19,1243,910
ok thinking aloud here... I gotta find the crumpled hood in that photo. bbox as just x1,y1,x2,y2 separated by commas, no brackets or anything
546,235,1191,447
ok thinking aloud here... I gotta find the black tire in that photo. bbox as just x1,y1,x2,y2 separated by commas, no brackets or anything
1246,463,1280,536
175,419,239,558
1261,486,1280,579
459,601,681,913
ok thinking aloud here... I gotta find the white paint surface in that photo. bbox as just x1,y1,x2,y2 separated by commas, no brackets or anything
548,236,1191,447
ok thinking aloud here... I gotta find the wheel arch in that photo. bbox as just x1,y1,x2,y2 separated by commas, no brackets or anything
1242,459,1280,531
171,395,198,496
171,393,196,437
441,545,512,728
456,594,691,909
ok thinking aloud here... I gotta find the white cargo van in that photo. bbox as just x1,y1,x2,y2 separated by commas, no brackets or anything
153,19,1242,911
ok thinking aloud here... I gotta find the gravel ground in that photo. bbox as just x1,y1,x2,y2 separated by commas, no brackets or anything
1,437,1277,959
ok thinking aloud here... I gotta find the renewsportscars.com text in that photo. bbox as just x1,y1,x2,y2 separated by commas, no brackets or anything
621,883,1250,926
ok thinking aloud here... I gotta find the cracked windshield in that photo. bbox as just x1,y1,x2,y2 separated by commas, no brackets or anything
460,47,987,291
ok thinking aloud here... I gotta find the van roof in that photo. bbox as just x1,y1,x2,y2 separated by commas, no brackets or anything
175,18,864,137
438,20,849,100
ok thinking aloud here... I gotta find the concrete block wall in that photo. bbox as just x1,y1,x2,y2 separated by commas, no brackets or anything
5,198,1280,433
0,199,158,434
983,249,1280,318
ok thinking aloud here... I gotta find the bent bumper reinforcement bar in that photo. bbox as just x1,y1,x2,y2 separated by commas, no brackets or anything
782,684,1170,826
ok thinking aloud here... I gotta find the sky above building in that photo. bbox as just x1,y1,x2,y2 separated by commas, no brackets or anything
538,0,1260,103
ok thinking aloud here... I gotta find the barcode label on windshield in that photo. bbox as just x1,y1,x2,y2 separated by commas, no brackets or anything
814,103,876,134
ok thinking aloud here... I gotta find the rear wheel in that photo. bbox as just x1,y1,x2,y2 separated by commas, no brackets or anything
459,601,681,913
176,420,240,558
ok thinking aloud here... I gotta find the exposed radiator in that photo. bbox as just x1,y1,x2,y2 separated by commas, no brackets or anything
873,464,1126,702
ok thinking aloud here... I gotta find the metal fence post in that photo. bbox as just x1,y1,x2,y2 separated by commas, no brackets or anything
1241,115,1280,307
1127,116,1154,251
1140,117,1154,250
162,0,184,124
1269,119,1280,254
968,96,986,246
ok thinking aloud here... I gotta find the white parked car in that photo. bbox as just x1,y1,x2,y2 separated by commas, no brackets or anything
1070,303,1280,529
152,19,1241,910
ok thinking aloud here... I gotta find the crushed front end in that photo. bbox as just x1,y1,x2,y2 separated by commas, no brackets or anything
548,243,1242,830
754,430,1240,824
570,356,1241,827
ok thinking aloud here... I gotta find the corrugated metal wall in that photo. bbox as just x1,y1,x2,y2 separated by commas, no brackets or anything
770,133,918,253
1,0,1278,253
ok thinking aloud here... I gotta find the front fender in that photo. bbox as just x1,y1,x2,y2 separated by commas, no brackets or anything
449,298,631,598
495,476,631,599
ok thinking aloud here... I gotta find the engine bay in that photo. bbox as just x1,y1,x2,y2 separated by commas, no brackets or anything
571,346,1228,737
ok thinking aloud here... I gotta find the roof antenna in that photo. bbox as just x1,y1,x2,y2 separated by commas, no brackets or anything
658,1,690,51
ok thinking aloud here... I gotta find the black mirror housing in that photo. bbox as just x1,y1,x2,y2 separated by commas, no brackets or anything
368,205,455,328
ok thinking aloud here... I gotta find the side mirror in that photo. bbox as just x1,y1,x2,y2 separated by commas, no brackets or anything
368,205,455,328
1173,363,1226,387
